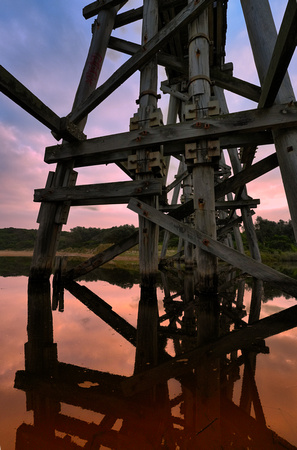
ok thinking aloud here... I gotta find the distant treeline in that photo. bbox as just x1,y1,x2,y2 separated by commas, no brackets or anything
245,216,296,252
0,217,296,252
0,225,138,251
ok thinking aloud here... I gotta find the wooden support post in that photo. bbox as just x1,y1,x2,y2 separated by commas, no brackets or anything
188,7,218,293
134,0,160,375
241,0,297,241
30,7,120,279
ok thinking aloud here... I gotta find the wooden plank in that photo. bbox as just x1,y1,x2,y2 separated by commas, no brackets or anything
34,179,162,203
45,102,297,166
69,0,214,124
0,65,85,142
214,153,279,199
211,66,261,102
128,198,297,297
258,0,297,108
0,65,61,132
64,281,136,346
43,131,273,169
83,0,124,19
122,302,297,395
165,169,188,193
215,199,260,209
64,231,139,280
108,36,186,73
114,7,143,28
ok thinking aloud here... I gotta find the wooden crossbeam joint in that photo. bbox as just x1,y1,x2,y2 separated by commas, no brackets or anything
57,117,87,142
0,65,86,142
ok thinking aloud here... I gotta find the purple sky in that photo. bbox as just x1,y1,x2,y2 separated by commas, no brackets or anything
0,0,296,231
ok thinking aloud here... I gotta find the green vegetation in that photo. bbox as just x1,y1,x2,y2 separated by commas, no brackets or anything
0,225,179,252
0,217,296,257
254,216,296,252
0,225,137,251
240,217,297,262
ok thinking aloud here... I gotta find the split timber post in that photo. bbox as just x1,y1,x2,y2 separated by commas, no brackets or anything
30,7,121,279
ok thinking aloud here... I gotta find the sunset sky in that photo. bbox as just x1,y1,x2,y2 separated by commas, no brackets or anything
0,0,296,231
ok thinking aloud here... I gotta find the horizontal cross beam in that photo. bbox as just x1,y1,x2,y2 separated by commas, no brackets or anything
34,179,162,204
45,102,297,166
211,66,261,103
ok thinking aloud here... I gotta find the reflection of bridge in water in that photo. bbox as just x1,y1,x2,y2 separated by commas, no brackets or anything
14,273,297,449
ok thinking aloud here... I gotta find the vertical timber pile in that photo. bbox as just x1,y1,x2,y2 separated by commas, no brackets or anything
134,0,160,373
188,4,220,441
187,6,218,294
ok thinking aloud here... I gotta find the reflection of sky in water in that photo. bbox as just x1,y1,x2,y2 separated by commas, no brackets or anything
1,275,297,448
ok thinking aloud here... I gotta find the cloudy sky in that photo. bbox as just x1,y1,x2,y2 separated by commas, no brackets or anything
0,0,296,231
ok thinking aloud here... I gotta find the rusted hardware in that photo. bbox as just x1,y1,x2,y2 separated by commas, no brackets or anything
198,198,204,209
202,239,209,246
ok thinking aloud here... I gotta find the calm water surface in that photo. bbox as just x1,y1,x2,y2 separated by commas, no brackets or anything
1,261,297,449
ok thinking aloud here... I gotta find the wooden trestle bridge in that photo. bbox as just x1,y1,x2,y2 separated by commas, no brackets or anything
2,0,297,447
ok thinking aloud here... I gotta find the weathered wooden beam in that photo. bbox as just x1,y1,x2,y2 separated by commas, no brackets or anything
217,215,244,238
215,199,260,210
108,36,186,73
128,198,297,297
122,302,297,395
214,153,279,199
165,169,189,194
69,0,214,124
45,102,297,166
258,0,297,108
64,231,139,280
211,66,261,102
0,66,85,142
34,179,162,204
241,0,297,241
64,280,136,346
43,131,273,169
114,7,143,28
83,0,124,19
164,199,260,212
